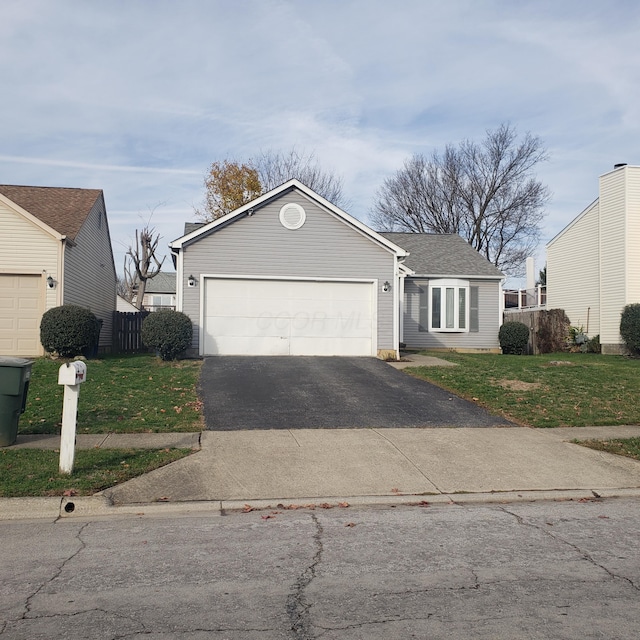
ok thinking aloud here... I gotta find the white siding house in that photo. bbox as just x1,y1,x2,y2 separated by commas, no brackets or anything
0,185,117,357
547,164,640,354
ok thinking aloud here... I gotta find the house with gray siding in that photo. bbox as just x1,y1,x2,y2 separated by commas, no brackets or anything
170,180,504,358
0,185,117,356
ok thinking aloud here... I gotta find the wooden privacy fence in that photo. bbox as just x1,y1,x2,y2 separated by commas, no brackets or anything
503,308,570,355
112,310,150,353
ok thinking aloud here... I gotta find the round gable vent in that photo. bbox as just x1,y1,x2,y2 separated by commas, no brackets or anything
279,203,306,230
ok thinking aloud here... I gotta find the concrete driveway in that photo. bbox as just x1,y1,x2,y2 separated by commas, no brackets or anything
199,356,512,430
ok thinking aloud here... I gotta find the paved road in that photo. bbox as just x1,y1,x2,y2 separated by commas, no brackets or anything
199,356,512,429
2,499,639,639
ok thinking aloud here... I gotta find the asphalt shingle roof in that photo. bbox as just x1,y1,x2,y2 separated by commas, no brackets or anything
381,232,503,278
0,184,102,242
145,272,176,294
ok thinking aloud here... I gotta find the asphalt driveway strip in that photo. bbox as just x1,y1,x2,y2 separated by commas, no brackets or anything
199,356,513,430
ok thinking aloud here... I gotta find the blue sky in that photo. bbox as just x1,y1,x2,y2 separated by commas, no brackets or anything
2,0,639,283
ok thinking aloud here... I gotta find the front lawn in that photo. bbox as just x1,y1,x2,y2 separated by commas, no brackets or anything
0,448,194,497
408,352,640,427
21,354,203,435
578,438,640,461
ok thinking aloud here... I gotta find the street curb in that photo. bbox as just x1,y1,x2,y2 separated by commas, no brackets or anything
3,488,640,521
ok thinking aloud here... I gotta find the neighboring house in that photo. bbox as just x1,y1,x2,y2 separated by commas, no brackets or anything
547,164,640,354
0,185,117,357
141,272,176,311
117,295,138,312
169,179,503,358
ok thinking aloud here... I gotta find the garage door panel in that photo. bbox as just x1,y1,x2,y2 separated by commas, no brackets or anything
205,335,289,356
290,337,372,356
203,278,375,356
0,274,44,356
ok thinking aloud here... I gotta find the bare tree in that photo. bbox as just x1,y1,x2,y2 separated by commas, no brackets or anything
372,124,550,275
250,148,348,209
124,225,165,310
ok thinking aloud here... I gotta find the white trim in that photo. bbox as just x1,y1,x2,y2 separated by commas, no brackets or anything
429,279,470,333
0,192,65,241
279,202,306,230
199,274,378,357
547,198,599,248
169,179,408,258
410,273,503,280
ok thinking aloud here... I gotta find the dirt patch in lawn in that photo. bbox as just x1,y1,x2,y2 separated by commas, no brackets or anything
496,379,542,392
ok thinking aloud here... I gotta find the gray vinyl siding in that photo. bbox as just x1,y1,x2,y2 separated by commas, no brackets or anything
181,189,396,352
63,195,117,349
403,278,500,350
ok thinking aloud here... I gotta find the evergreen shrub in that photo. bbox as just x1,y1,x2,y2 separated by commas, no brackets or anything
40,305,100,358
142,310,193,360
499,321,530,355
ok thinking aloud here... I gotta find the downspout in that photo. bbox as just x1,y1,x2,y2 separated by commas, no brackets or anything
58,237,66,306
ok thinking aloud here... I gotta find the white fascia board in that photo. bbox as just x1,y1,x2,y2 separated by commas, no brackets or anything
408,273,504,280
398,263,414,276
0,192,64,241
546,198,599,248
168,179,408,258
291,182,408,257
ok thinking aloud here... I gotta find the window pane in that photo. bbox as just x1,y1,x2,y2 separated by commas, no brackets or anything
445,288,454,328
458,288,466,329
431,288,441,328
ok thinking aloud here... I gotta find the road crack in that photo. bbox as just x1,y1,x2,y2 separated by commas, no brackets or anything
499,506,640,592
286,512,323,639
21,522,90,620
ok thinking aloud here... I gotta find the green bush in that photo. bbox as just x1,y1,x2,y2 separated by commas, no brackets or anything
40,305,100,358
142,310,193,360
499,321,530,355
620,304,640,355
586,334,601,354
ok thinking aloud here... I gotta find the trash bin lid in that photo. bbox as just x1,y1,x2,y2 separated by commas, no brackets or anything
0,357,33,368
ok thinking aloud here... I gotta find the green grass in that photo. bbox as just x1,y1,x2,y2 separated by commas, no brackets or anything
0,448,194,497
21,354,203,435
578,438,640,461
408,352,640,427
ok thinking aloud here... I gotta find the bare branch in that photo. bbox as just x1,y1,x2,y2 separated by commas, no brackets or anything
372,123,550,275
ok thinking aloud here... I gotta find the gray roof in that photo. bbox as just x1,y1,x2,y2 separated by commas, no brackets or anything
183,222,206,236
145,272,176,294
381,233,503,278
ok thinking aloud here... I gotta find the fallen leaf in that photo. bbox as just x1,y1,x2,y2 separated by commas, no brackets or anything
338,502,350,508
391,487,401,494
261,514,275,520
157,496,170,502
344,522,356,527
598,515,610,519
319,503,333,509
242,504,255,512
63,489,78,497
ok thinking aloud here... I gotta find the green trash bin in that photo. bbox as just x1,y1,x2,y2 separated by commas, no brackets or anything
0,357,33,447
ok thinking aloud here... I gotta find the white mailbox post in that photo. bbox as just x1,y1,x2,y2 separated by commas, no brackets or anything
58,361,87,475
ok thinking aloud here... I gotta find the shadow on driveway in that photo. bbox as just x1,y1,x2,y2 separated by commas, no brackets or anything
199,357,513,430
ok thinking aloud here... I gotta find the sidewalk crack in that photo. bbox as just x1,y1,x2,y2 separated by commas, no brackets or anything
371,429,443,495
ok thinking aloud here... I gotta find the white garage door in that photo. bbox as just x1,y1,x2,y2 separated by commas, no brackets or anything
203,278,375,356
0,274,44,356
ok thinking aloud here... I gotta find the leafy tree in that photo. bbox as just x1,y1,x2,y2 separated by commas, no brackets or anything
124,225,165,310
196,160,262,222
372,124,550,275
196,149,347,222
